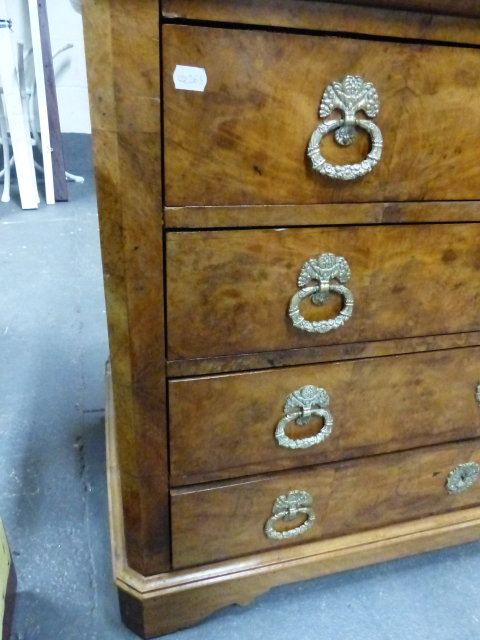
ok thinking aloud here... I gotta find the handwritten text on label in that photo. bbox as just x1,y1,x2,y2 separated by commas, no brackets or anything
173,65,207,92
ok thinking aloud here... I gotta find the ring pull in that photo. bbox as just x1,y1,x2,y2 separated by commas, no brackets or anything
275,385,333,449
264,490,315,540
308,75,383,180
289,252,354,333
446,463,480,495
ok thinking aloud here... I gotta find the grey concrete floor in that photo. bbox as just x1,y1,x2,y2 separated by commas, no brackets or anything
2,135,480,639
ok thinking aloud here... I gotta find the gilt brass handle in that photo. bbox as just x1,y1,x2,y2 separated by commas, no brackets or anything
264,490,315,540
289,253,354,333
308,75,383,180
275,385,333,449
446,463,480,495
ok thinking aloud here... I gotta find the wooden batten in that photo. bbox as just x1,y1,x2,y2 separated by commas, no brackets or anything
36,0,68,202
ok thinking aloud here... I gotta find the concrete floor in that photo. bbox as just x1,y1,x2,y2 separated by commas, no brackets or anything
2,135,480,639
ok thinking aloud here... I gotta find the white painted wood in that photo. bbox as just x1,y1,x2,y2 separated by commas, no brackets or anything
0,0,38,209
0,94,11,202
18,43,40,204
27,0,54,204
7,0,31,47
8,3,37,204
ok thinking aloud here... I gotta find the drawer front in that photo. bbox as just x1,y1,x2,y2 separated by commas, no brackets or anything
169,347,480,485
163,25,480,207
171,439,480,568
166,224,480,360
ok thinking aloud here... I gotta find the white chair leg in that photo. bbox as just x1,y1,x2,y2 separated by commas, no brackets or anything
65,171,84,183
33,159,84,185
0,94,11,203
0,156,14,179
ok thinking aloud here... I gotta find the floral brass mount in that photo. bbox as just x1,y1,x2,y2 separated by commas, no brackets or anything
289,252,354,333
275,385,333,449
264,490,315,540
308,75,383,180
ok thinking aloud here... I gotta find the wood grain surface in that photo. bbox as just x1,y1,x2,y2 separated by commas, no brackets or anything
326,0,480,18
163,25,480,207
171,439,480,568
164,201,480,229
162,0,480,43
120,508,480,637
166,224,480,360
106,366,480,637
167,331,480,377
169,347,480,485
83,0,169,575
86,0,480,633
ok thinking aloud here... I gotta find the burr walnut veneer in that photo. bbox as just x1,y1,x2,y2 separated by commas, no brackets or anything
83,1,480,636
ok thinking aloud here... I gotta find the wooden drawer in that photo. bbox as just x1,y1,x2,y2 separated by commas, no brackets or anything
166,223,480,360
169,347,480,485
163,25,480,207
171,439,480,568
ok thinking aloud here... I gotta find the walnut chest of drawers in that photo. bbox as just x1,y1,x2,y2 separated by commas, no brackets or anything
83,0,480,636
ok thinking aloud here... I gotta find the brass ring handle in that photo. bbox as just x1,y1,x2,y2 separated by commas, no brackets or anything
308,75,383,181
446,463,480,494
275,385,333,449
264,490,315,540
288,253,354,334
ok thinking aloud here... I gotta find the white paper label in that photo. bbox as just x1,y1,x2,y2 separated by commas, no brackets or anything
173,65,207,92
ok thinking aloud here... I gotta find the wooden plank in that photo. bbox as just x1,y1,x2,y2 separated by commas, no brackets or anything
37,0,68,201
164,201,480,229
166,331,480,377
166,224,480,360
28,0,55,204
82,0,169,575
171,438,480,568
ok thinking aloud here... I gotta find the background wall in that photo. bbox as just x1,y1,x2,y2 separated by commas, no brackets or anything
46,0,91,133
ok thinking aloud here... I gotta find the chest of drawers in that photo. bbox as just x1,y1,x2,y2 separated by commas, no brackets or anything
83,0,480,636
